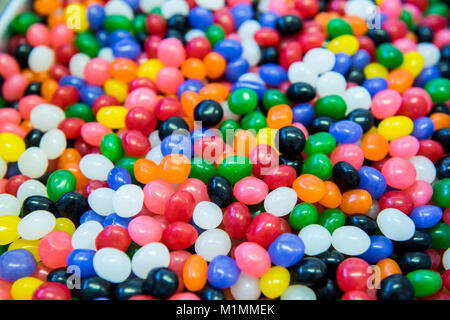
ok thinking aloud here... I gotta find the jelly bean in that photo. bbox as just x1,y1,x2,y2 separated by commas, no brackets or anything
382,157,416,190
11,277,44,300
331,226,371,256
377,208,416,241
406,269,442,298
298,224,332,256
377,274,414,300
193,201,223,230
336,257,370,292
0,249,36,281
93,248,131,283
18,210,56,241
234,242,270,278
38,230,72,269
268,233,305,268
195,228,231,262
260,266,290,299
207,255,240,289
290,256,327,287
264,187,297,217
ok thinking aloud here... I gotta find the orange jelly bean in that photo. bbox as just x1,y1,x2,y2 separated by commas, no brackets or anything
181,58,207,80
183,254,207,292
57,148,82,169
267,104,293,129
181,91,201,120
430,112,450,131
110,58,138,83
376,258,402,281
63,162,89,190
134,158,160,184
340,189,373,215
199,83,230,102
159,154,191,184
203,52,226,79
41,79,59,102
292,174,326,203
387,69,414,93
361,132,389,161
318,181,342,209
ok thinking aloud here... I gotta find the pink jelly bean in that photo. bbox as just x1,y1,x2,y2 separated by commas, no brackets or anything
177,178,210,204
382,157,417,190
80,122,112,147
393,38,417,53
18,95,47,120
2,74,28,102
143,179,176,214
402,87,432,115
0,53,20,79
169,293,201,300
124,87,158,112
434,29,450,48
128,216,163,246
156,67,184,94
330,144,364,170
268,0,290,15
0,123,26,139
371,89,402,119
0,108,21,125
128,295,156,300
169,250,192,276
234,242,271,278
38,230,73,269
50,24,75,48
292,122,309,139
84,58,111,86
405,180,433,207
389,136,420,159
26,23,51,47
233,176,269,205
157,38,186,68
380,0,402,18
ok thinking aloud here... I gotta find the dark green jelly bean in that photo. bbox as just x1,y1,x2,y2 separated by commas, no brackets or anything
431,177,450,208
263,89,289,110
65,103,95,122
301,153,333,180
46,170,77,202
100,133,124,163
314,95,347,120
304,132,337,155
217,155,252,185
241,111,267,132
317,209,345,234
289,203,319,230
428,223,450,249
190,157,217,184
426,3,449,16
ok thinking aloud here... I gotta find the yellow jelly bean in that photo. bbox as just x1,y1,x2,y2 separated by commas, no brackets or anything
96,106,129,129
0,215,21,245
64,3,88,33
377,116,414,141
53,218,76,236
327,35,359,56
364,63,389,79
260,266,290,299
8,239,41,262
11,277,44,300
137,59,164,82
104,79,128,103
400,51,425,77
0,133,26,162
256,128,278,152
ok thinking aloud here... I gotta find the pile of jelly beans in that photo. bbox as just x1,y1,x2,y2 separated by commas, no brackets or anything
0,0,449,301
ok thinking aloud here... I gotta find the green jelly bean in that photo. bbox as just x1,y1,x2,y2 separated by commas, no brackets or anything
426,3,448,16
432,177,450,208
190,157,217,184
228,88,258,115
314,95,347,120
133,14,147,34
75,32,101,58
104,15,133,32
116,157,138,184
65,103,95,122
10,12,39,34
327,18,353,38
126,241,141,259
289,203,319,230
425,78,450,104
317,209,345,234
263,89,289,110
0,244,8,256
241,111,267,132
218,155,252,185
301,153,333,180
428,223,450,250
101,133,124,163
304,132,337,155
400,10,414,30
206,24,225,46
47,170,77,202
219,119,240,145
406,269,442,298
376,43,404,69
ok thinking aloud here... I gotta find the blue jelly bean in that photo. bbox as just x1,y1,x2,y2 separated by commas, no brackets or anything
191,127,215,145
358,166,387,200
0,249,36,282
358,235,393,264
352,49,371,69
414,66,441,87
122,0,139,10
362,77,388,97
96,30,109,48
230,3,254,28
411,117,435,140
6,162,21,178
259,11,279,29
329,120,363,144
268,233,305,268
107,167,132,191
177,79,204,98
113,39,141,60
259,63,288,86
293,103,315,127
189,6,214,30
80,85,105,106
161,133,192,158
226,57,249,82
80,210,105,225
332,52,352,75
66,249,97,278
87,4,105,32
103,213,132,229
207,255,241,289
409,205,443,229
232,81,266,101
59,76,86,92
214,39,243,62
108,30,135,48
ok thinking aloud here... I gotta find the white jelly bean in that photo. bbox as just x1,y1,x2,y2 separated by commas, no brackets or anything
288,62,319,87
417,43,440,67
281,285,317,300
161,0,189,19
193,201,223,230
18,210,56,240
195,228,231,262
242,40,262,67
131,242,170,279
298,224,331,256
88,188,115,216
316,71,347,97
113,184,144,218
0,194,20,216
149,131,161,148
29,46,54,73
18,147,48,179
264,187,297,217
39,129,67,160
343,86,372,114
443,249,450,270
303,48,336,75
140,0,164,13
93,248,131,283
331,226,371,256
70,53,90,79
98,47,115,62
377,208,416,241
409,156,436,183
195,0,225,10
0,157,6,179
71,221,104,250
238,20,261,41
80,154,114,181
230,272,261,300
16,179,48,204
145,145,164,165
30,104,65,132
104,0,134,20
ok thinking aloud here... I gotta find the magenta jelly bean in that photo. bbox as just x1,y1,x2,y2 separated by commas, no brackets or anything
157,38,186,68
330,144,365,170
84,58,111,86
382,157,417,190
233,176,269,205
371,89,402,119
124,87,158,112
128,216,163,246
234,242,271,278
389,136,420,159
81,122,112,147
